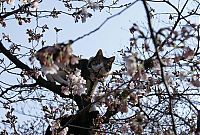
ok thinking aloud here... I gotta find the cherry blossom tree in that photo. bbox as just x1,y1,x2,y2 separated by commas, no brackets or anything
0,0,199,135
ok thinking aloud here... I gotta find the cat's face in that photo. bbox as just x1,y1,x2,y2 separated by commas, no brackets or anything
90,49,115,76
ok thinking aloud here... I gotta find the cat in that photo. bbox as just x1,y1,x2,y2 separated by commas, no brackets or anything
36,46,115,96
38,47,115,135
76,49,115,96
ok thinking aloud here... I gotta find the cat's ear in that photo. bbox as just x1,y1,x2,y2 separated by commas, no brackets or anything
95,49,103,57
109,56,115,62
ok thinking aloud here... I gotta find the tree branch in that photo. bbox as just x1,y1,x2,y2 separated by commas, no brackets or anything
0,41,69,98
0,3,31,19
142,0,177,134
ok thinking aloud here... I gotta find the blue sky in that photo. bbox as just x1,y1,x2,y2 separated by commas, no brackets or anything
1,0,145,58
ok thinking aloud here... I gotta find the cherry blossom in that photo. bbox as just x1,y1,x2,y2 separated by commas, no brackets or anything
124,54,137,76
51,120,68,135
7,0,15,5
61,69,87,96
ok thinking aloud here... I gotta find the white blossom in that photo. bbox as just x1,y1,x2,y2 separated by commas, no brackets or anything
75,69,81,77
129,81,135,89
165,72,173,85
124,54,137,76
32,0,39,9
178,71,187,80
80,7,92,23
21,0,28,3
50,120,68,135
120,124,129,134
59,127,68,135
61,69,87,96
70,56,79,65
87,0,99,11
61,86,70,95
81,7,88,23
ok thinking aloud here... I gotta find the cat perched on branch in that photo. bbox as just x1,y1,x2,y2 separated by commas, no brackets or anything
35,42,115,97
35,42,115,135
76,49,115,96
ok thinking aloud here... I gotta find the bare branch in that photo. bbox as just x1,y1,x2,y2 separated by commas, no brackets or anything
72,0,139,43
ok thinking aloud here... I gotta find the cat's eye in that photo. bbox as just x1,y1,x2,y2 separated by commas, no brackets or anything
106,62,111,66
91,60,98,65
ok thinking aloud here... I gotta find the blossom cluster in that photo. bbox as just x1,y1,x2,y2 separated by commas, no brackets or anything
123,53,148,80
103,95,129,113
129,113,147,134
35,42,79,75
36,43,72,67
74,0,100,23
6,0,39,9
51,120,68,135
61,69,87,96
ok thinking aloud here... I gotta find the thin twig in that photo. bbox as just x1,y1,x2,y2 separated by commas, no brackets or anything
72,0,139,43
0,3,31,19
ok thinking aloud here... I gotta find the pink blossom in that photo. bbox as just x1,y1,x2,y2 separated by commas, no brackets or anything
32,0,39,9
61,86,70,95
51,120,68,135
129,81,135,89
129,93,138,105
59,127,68,135
191,75,200,87
21,0,28,3
120,124,129,134
124,54,137,76
64,69,87,95
70,56,79,65
7,0,15,5
183,47,195,60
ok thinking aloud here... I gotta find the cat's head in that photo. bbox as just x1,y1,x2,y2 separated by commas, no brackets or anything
89,49,115,76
